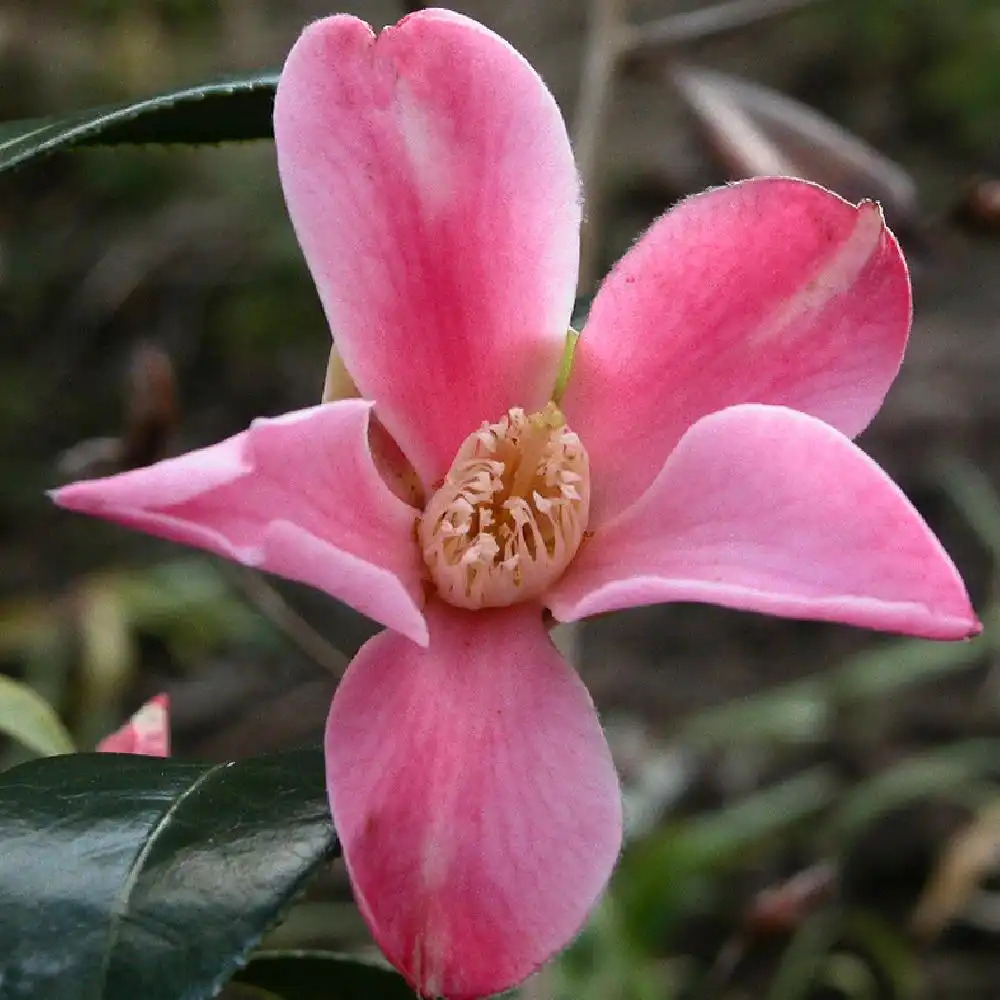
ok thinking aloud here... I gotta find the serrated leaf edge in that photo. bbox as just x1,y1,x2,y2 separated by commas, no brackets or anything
0,73,280,172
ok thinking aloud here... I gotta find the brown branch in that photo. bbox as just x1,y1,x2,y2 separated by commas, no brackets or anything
574,0,631,293
620,0,832,55
229,567,350,676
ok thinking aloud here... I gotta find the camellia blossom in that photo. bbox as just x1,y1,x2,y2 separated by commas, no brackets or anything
53,9,979,999
96,693,170,756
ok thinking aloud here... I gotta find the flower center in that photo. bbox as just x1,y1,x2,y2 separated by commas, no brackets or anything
419,403,590,609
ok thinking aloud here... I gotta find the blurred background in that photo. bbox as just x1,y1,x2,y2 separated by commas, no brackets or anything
2,0,1000,996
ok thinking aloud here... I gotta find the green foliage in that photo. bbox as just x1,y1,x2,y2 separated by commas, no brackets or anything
0,559,276,752
1,6,999,998
0,675,75,757
80,0,219,27
843,0,1000,157
620,768,839,948
0,749,337,1000
681,628,990,750
831,740,1000,844
0,73,279,174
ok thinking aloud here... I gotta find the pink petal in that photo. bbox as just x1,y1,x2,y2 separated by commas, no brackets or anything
97,694,170,756
326,601,622,999
561,177,911,521
274,11,580,489
548,405,979,641
53,401,428,646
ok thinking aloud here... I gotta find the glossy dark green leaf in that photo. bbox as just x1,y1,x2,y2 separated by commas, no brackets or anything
231,951,414,1000
0,73,279,174
0,748,338,1000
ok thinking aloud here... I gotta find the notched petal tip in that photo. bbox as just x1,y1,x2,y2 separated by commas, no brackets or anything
563,175,914,523
853,194,912,314
293,12,375,56
274,4,580,490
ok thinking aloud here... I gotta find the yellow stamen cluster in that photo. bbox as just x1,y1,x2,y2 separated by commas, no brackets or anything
419,403,590,608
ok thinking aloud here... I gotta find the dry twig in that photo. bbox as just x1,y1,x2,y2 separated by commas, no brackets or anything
575,0,630,292
620,0,831,55
573,0,833,288
229,567,350,677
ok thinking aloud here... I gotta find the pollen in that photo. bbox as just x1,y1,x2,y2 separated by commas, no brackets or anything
419,403,590,609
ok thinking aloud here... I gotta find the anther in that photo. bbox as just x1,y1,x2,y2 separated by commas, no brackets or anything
418,404,590,609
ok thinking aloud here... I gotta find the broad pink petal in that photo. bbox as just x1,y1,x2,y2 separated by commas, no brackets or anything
274,11,580,488
562,177,911,520
548,405,979,640
97,694,170,756
53,401,428,646
326,601,622,999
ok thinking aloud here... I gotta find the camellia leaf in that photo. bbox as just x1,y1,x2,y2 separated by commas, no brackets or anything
230,951,415,1000
0,674,76,758
830,739,1000,844
0,73,279,174
0,748,338,1000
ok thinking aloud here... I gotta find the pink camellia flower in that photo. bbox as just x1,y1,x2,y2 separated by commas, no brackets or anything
54,8,979,999
96,693,170,757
